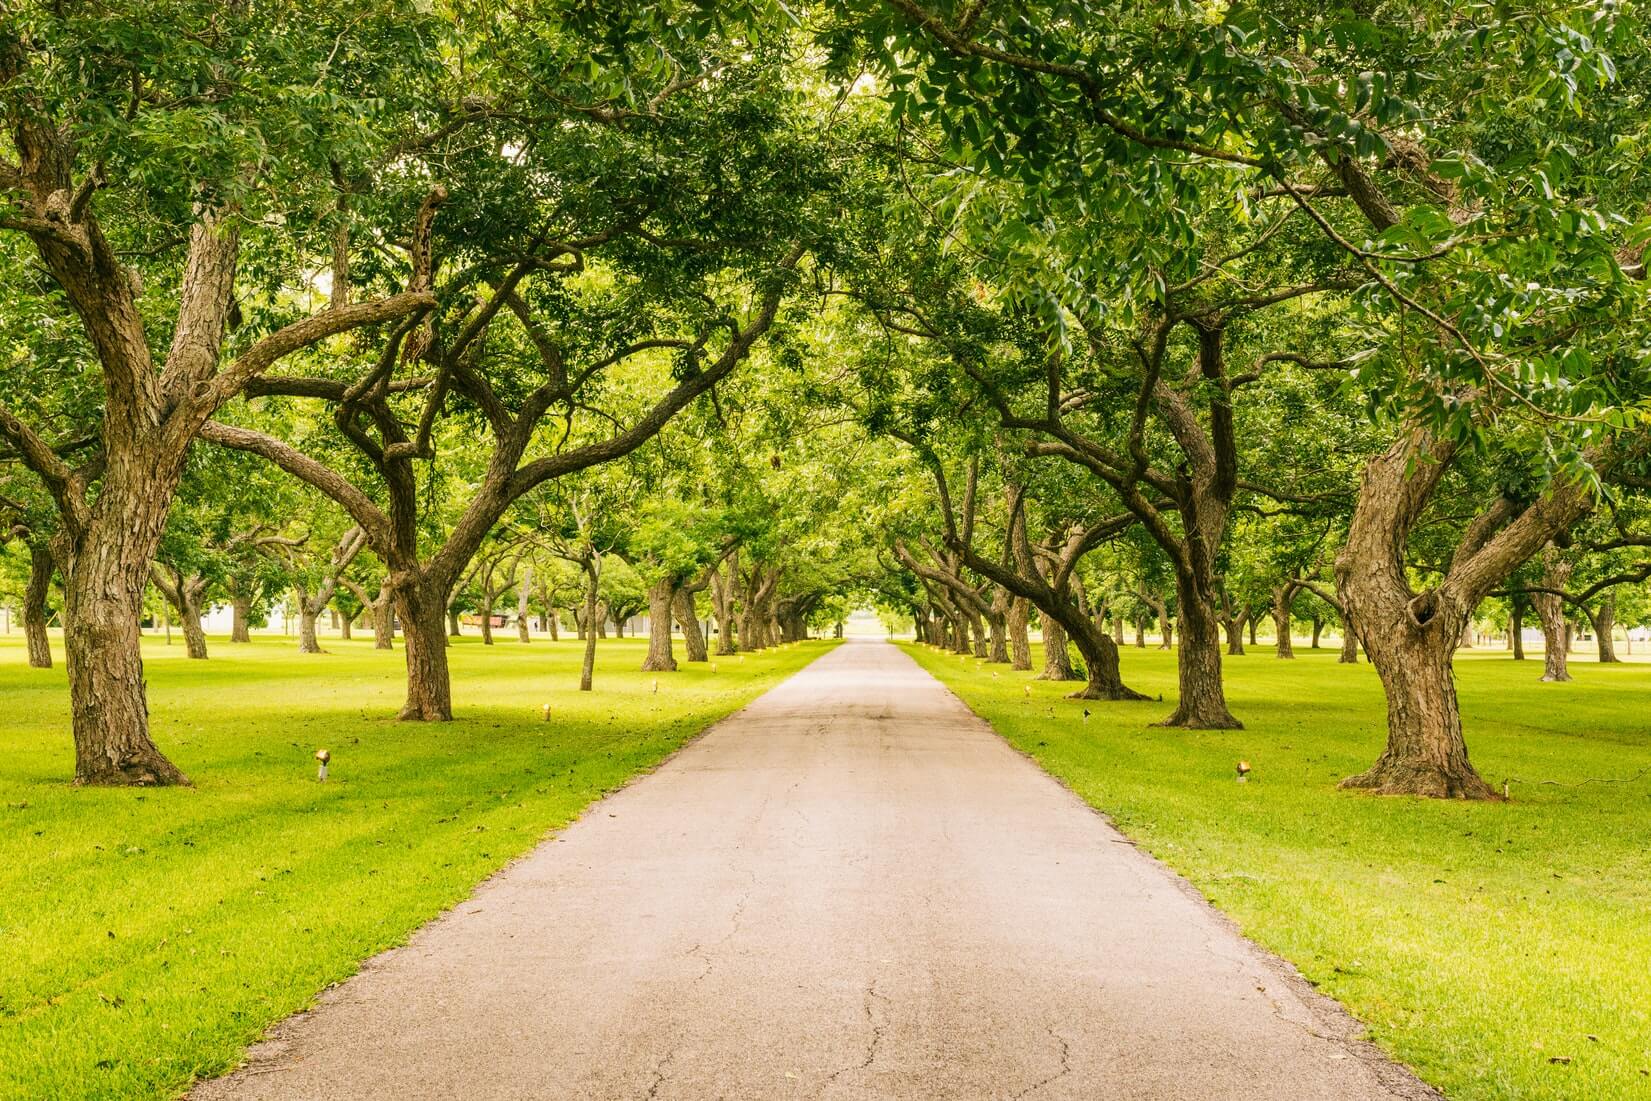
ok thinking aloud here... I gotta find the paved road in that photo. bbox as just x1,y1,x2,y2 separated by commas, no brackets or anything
195,640,1435,1101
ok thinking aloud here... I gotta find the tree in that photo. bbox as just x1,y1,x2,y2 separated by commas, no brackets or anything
1,8,442,783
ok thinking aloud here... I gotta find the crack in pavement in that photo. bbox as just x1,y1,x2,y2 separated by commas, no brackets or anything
1010,1026,1073,1100
819,976,888,1093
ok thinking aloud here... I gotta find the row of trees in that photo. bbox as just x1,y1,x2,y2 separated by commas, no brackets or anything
5,2,1650,801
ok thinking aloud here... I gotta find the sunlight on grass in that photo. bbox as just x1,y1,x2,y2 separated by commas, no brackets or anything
0,634,834,1100
906,641,1651,1101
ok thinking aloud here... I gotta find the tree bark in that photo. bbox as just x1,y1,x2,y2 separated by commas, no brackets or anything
230,595,253,643
1007,595,1032,670
517,566,532,643
1533,545,1571,683
449,609,462,639
295,589,321,655
1036,616,1078,681
1592,596,1619,663
1510,596,1526,660
62,543,188,786
24,543,52,669
986,586,1010,663
1333,426,1592,798
641,577,679,671
712,556,739,654
676,589,708,662
396,584,453,720
1339,616,1359,664
339,613,353,641
580,560,599,691
1272,584,1295,659
1310,616,1322,650
1159,587,1240,728
179,591,207,659
1224,609,1246,656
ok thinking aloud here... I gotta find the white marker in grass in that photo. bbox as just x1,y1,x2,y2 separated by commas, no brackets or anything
541,703,551,722
315,748,330,782
652,678,659,694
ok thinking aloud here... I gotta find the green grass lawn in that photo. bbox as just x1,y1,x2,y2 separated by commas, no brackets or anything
0,632,834,1101
905,640,1651,1101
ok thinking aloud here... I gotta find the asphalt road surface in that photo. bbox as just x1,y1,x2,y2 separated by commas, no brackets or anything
194,639,1435,1101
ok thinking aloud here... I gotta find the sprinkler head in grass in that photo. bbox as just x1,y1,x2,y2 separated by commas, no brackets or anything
711,662,717,673
652,678,659,694
541,703,551,722
315,748,330,782
1082,708,1091,723
1236,760,1251,783
1023,684,1031,700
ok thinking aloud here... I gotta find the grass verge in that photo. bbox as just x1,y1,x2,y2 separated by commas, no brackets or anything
904,640,1651,1101
0,633,833,1100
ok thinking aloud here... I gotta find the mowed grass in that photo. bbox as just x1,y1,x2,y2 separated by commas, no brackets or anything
906,640,1651,1101
0,632,834,1101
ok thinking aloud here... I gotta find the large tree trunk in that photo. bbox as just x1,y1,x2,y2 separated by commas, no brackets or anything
1224,611,1246,656
1342,617,1495,799
1332,429,1537,799
396,584,453,721
1064,620,1148,702
641,577,678,672
1134,618,1145,648
1160,581,1241,728
1272,585,1295,659
480,594,495,645
1592,596,1619,663
24,543,52,669
339,613,352,641
517,570,532,643
61,538,188,786
1007,596,1031,669
1310,616,1322,650
1036,616,1078,681
1510,597,1526,660
675,589,708,662
230,594,252,644
1532,546,1571,683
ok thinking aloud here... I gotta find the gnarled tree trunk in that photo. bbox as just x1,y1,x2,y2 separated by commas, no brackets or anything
61,528,188,786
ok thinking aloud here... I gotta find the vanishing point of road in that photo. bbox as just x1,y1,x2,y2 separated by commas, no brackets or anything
194,640,1435,1101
